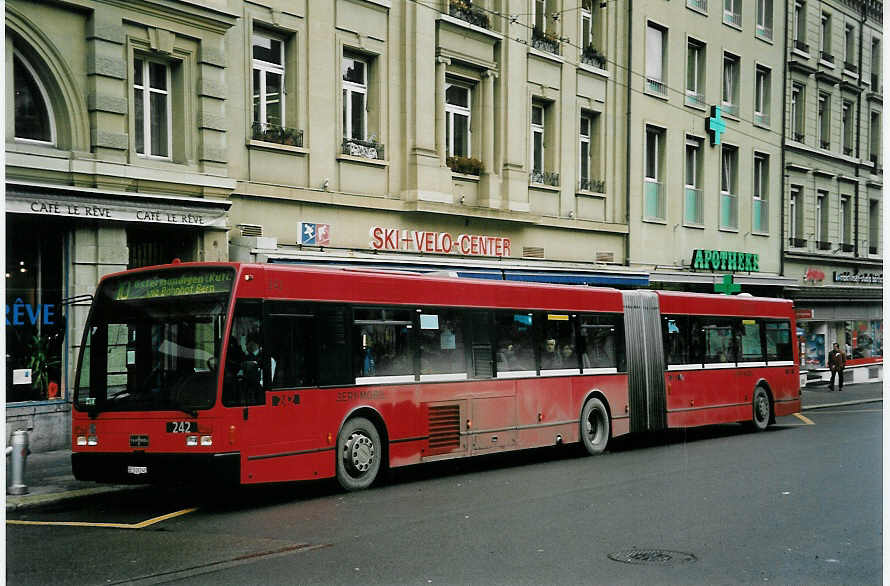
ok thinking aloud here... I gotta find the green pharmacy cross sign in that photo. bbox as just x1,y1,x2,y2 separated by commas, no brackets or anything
714,274,741,295
706,105,726,146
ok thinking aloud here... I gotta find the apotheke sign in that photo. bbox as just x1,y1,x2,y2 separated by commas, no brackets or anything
691,249,760,272
370,226,512,257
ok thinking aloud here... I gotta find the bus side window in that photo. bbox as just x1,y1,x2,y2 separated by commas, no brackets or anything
418,309,467,377
353,307,414,380
318,304,352,386
701,317,737,364
578,314,623,371
468,311,493,378
662,315,690,366
222,299,264,407
739,318,765,362
765,320,792,361
541,312,576,371
265,302,317,389
494,311,535,374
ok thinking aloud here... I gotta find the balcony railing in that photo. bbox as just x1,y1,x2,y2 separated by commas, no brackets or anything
687,0,707,10
580,45,607,69
820,51,835,64
844,146,853,155
753,112,770,126
342,137,385,160
752,198,769,233
531,27,560,56
719,192,738,229
684,187,703,225
686,91,706,108
448,0,490,29
722,102,739,117
646,78,667,97
644,178,665,220
252,122,304,147
869,245,878,255
723,10,741,26
841,243,855,252
530,170,560,186
817,240,832,250
794,131,806,142
789,237,807,248
844,61,858,73
755,24,772,40
579,178,605,193
794,40,810,53
821,139,831,149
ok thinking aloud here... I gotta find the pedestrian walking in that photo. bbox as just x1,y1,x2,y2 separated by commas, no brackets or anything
828,342,846,391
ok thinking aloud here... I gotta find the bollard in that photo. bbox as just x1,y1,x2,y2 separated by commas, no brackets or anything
8,430,30,495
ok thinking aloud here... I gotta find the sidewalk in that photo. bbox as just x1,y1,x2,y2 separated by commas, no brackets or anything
6,381,884,511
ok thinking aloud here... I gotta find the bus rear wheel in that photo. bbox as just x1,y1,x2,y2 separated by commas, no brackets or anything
336,417,382,491
580,397,610,455
751,387,771,431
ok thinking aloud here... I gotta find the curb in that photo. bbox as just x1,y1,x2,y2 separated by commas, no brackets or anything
6,484,144,512
801,398,883,411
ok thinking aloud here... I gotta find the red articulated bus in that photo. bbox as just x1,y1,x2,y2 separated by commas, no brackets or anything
72,262,800,491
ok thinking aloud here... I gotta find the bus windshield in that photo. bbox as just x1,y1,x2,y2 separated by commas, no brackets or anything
74,268,234,415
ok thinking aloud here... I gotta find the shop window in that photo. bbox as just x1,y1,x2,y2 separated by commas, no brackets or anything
6,217,65,402
540,313,577,372
846,321,883,358
13,50,55,144
353,307,414,381
418,309,467,379
803,322,826,367
495,311,535,375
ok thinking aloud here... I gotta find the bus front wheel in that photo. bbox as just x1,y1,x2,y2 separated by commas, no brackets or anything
751,387,771,432
336,417,382,491
580,397,610,455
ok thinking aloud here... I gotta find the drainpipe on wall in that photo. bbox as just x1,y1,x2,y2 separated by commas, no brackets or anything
624,0,633,268
779,0,789,280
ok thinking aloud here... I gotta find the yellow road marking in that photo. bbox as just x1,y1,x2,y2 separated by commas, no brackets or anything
793,413,815,425
7,507,197,529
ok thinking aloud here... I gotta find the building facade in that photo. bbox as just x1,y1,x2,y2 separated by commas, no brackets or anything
782,0,883,384
620,0,794,296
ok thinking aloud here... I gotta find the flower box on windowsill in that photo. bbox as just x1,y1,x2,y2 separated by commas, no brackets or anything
789,237,807,248
342,137,385,160
448,0,490,29
531,27,560,56
817,240,832,250
579,178,605,193
530,170,560,187
252,123,304,147
446,156,483,176
580,45,606,69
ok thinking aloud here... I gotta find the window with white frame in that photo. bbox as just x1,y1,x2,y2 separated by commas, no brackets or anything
342,54,368,141
754,65,770,125
686,39,705,107
871,38,881,90
753,153,769,233
722,53,740,116
13,50,55,144
534,0,547,33
842,100,853,154
756,0,773,39
793,1,806,46
644,125,665,220
845,23,856,67
252,31,285,130
531,102,545,174
818,93,830,148
790,186,803,243
868,199,880,252
720,144,738,229
580,113,591,188
581,0,593,48
840,195,851,245
446,82,471,158
820,13,832,57
870,111,881,163
646,23,667,96
724,0,741,26
816,190,828,244
791,83,805,140
685,136,703,225
133,57,171,158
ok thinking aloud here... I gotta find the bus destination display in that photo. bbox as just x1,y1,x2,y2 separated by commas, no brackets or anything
109,269,234,300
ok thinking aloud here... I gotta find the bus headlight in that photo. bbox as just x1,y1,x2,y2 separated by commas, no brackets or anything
200,435,213,446
76,436,87,446
87,435,98,446
186,436,198,447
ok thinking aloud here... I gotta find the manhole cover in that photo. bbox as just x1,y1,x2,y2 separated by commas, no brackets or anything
608,549,697,566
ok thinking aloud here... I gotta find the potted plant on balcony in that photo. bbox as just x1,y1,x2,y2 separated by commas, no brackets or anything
447,156,484,176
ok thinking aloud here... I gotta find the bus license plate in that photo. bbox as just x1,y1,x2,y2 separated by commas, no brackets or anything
127,465,148,475
166,421,195,433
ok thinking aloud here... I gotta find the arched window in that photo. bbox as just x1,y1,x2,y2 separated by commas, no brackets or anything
14,50,56,144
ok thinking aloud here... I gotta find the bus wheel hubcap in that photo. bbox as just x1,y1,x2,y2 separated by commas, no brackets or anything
345,433,374,475
756,396,769,421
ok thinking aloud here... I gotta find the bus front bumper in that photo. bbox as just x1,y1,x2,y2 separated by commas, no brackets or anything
71,451,240,485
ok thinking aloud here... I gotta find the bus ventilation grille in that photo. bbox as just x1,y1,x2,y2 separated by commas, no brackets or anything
428,405,461,451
